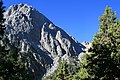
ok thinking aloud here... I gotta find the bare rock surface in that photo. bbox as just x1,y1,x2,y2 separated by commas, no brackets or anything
4,3,85,80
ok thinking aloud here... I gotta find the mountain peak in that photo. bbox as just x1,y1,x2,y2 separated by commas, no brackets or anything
5,3,32,16
4,4,85,79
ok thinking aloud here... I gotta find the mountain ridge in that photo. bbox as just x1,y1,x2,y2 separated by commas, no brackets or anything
4,3,85,79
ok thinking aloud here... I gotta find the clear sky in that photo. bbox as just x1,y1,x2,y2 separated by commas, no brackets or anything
2,0,120,42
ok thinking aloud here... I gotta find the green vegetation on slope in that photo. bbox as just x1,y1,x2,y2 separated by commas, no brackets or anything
45,59,80,80
0,1,32,80
0,0,120,79
46,6,120,80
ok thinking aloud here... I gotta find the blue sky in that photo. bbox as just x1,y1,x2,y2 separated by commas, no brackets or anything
2,0,120,42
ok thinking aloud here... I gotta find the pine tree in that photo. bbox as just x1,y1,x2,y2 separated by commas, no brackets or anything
45,59,78,80
79,6,120,80
0,1,32,79
0,0,6,79
46,60,70,80
0,0,5,40
0,38,32,80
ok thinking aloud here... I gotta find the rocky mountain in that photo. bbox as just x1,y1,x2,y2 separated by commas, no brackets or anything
4,3,85,80
78,41,91,61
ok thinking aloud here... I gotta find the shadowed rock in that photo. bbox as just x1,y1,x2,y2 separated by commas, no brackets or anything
4,3,85,79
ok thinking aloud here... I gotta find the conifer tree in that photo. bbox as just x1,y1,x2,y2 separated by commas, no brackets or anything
45,60,78,80
79,6,120,80
0,1,32,80
0,0,5,40
0,0,6,79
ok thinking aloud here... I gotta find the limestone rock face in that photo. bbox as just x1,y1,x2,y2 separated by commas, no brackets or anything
4,3,84,79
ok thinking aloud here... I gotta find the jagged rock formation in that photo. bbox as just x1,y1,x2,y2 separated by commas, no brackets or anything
4,3,85,80
78,41,92,61
82,41,91,52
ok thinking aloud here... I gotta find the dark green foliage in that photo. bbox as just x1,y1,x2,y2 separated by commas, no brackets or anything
0,1,32,80
0,38,32,80
73,54,93,80
45,59,79,80
78,6,120,80
0,0,5,40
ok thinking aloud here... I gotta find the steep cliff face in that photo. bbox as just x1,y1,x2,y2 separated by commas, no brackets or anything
4,3,84,79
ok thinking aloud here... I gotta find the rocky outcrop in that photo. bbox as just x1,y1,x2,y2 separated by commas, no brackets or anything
78,41,92,61
4,3,85,79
